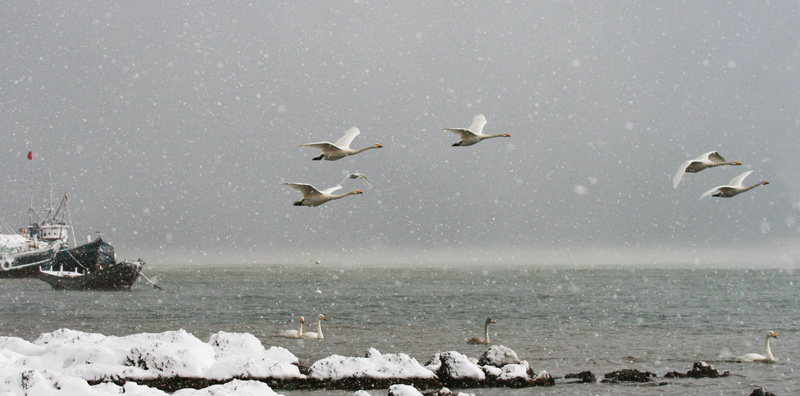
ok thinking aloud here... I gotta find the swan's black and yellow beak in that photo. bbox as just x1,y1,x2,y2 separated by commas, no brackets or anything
355,190,363,194
770,332,777,338
375,143,383,148
503,133,510,137
763,181,770,185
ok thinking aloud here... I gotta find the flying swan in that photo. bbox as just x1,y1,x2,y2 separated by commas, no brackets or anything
297,127,382,161
467,317,496,344
673,151,741,188
444,114,510,147
301,314,327,339
341,173,372,186
282,183,362,207
699,171,769,200
279,316,304,338
736,331,777,363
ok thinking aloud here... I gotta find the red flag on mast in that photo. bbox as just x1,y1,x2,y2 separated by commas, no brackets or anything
27,151,32,160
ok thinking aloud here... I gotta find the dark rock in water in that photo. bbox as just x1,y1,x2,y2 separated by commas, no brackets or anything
602,369,657,383
528,371,555,387
749,387,777,396
477,345,521,367
664,361,729,379
565,371,596,383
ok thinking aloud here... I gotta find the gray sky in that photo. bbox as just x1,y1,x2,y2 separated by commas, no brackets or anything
2,2,799,266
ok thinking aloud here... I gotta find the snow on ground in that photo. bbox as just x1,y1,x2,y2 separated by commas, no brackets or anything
0,329,525,396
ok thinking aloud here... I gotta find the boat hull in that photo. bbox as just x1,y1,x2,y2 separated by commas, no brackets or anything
0,245,59,279
39,260,144,291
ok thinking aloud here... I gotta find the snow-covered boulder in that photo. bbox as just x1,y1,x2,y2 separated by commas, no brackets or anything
425,351,484,387
172,379,284,396
477,345,520,367
387,383,424,396
205,355,304,380
309,348,435,381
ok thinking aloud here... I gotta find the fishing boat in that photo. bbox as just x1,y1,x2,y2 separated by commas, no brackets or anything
38,258,145,291
0,194,71,278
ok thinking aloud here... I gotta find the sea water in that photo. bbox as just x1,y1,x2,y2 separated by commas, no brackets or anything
0,264,797,395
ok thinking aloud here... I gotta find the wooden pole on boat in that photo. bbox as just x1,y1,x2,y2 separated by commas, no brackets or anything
139,271,163,290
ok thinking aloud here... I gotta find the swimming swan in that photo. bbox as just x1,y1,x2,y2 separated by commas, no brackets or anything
297,127,382,161
279,316,304,338
699,171,769,200
673,151,741,188
282,182,362,207
736,331,777,363
302,314,327,339
467,317,496,344
444,114,510,147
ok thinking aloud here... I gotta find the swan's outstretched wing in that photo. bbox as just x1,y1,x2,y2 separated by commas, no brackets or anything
282,183,322,198
319,184,343,195
443,127,478,140
673,159,694,188
728,170,753,187
704,151,726,164
297,141,338,151
333,127,360,149
468,114,487,135
699,185,724,200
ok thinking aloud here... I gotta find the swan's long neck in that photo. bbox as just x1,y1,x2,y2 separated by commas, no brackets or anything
315,318,324,339
765,335,774,360
351,145,379,154
741,182,766,193
330,190,360,200
484,322,491,344
481,134,507,140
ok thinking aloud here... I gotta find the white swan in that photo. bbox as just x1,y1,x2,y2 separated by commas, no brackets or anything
341,173,372,187
301,314,326,339
467,318,496,344
282,182,362,207
297,127,382,161
736,331,777,363
315,283,322,294
699,171,769,200
444,114,510,147
673,151,741,188
310,259,324,265
279,316,304,338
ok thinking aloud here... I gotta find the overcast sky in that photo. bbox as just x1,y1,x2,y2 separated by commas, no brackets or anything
2,2,799,266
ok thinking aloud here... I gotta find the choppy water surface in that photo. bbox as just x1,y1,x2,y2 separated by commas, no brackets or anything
1,264,797,395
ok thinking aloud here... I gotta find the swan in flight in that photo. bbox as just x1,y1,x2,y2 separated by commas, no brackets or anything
297,127,382,161
301,314,326,339
310,259,324,265
341,173,372,186
282,183,362,207
467,318,496,344
736,331,777,363
699,171,769,200
279,316,304,338
673,151,741,188
444,114,510,147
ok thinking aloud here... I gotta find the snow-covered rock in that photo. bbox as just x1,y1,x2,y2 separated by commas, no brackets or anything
387,383,424,396
477,345,520,367
425,351,485,384
309,349,435,381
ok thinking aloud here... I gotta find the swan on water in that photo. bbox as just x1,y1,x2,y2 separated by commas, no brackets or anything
699,171,769,200
341,173,372,186
279,316,304,338
673,151,741,188
736,331,777,363
282,182,362,207
444,114,510,147
297,127,382,161
315,283,322,294
302,314,327,339
467,318,496,344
